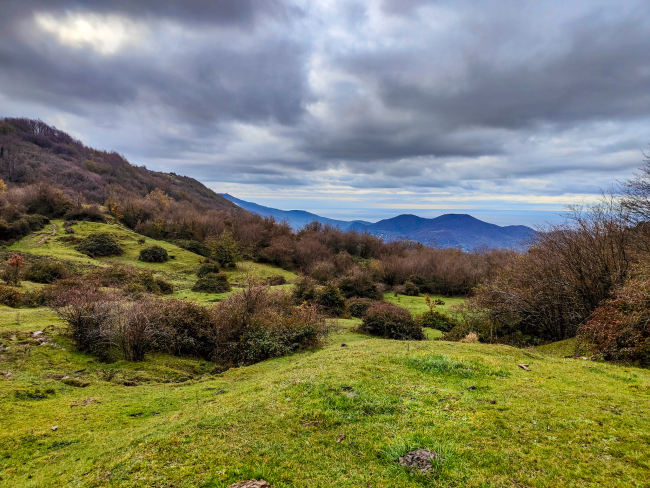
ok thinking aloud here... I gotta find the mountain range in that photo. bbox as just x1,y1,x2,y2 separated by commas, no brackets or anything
221,194,535,251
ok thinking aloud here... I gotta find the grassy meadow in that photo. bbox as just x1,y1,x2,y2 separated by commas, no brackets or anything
1,223,649,487
2,306,650,487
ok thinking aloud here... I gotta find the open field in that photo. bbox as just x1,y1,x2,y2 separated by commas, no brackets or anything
6,220,298,302
384,293,465,317
1,223,649,487
1,305,649,487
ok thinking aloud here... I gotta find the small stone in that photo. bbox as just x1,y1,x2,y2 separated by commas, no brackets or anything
227,480,272,488
337,433,346,443
51,426,58,431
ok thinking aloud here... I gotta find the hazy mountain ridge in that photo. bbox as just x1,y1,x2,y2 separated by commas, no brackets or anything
350,214,534,250
221,194,371,230
223,195,535,251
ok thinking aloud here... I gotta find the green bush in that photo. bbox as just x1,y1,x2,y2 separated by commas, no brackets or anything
63,205,105,223
173,239,210,257
76,233,123,257
315,285,347,317
138,270,173,294
192,273,231,293
360,301,424,340
139,245,169,263
293,276,318,303
338,271,383,300
266,275,287,286
408,275,437,294
197,263,220,278
86,264,172,295
0,215,49,243
149,300,218,359
0,285,23,308
417,310,457,332
23,261,68,284
209,231,239,266
403,281,420,296
155,278,174,295
347,297,373,318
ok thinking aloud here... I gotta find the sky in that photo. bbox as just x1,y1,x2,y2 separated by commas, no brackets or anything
1,0,649,227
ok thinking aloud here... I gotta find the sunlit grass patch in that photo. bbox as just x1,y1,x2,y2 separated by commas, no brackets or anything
384,293,465,316
404,353,510,378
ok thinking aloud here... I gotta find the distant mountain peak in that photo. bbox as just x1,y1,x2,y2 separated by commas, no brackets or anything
223,195,535,251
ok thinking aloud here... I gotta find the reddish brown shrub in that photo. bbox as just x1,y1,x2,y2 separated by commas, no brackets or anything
579,277,650,364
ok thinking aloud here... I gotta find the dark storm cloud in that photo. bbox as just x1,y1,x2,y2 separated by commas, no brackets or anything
371,17,650,129
0,1,307,127
300,0,650,164
1,0,649,201
0,0,295,28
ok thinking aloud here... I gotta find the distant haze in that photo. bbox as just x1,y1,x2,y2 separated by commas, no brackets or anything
228,198,567,228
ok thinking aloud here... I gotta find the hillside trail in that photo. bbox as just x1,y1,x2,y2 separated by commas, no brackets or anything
37,223,57,245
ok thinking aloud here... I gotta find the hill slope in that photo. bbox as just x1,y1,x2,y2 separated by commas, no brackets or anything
1,311,648,487
0,117,238,212
221,193,370,230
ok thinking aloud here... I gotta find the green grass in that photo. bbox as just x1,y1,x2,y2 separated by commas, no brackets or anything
535,338,578,358
1,313,649,487
384,293,465,317
2,224,649,486
7,221,298,298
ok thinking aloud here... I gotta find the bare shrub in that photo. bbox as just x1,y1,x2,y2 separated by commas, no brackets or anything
51,287,118,360
460,332,479,343
468,200,632,343
113,299,158,361
2,253,23,285
309,261,337,283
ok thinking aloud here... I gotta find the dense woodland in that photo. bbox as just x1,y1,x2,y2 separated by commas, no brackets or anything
1,117,649,366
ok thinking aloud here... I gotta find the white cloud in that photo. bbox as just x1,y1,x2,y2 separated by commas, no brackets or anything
34,12,146,55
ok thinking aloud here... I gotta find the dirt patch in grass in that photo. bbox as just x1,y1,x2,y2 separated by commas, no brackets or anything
398,449,440,472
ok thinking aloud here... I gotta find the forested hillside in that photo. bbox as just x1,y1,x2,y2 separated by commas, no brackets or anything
0,118,238,212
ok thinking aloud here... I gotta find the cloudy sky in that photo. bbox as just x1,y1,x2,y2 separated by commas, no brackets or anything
2,0,649,225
